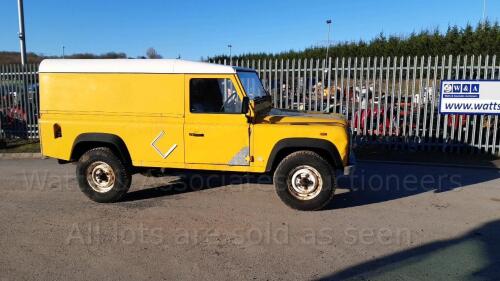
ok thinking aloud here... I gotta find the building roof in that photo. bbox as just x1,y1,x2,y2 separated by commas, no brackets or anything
39,59,240,74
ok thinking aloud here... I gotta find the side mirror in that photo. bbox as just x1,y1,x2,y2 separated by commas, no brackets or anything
241,96,250,114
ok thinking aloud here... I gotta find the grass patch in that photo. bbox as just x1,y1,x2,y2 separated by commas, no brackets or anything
0,140,41,153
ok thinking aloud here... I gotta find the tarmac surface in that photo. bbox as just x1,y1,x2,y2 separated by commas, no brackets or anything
0,159,499,280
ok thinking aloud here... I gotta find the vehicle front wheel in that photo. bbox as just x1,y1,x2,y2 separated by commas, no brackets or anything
273,151,335,211
76,147,132,203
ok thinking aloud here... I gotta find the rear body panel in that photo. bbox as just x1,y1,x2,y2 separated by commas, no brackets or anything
39,73,185,167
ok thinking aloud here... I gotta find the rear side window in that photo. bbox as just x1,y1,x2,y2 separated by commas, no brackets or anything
190,78,242,114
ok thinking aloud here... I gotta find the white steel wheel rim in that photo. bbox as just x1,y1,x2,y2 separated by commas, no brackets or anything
287,165,323,200
86,161,116,193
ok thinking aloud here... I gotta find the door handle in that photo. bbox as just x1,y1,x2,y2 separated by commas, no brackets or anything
189,132,204,137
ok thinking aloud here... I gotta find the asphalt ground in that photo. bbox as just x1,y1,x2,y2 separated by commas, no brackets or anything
0,159,499,280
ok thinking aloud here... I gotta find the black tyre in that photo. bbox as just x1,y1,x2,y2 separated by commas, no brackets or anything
76,147,132,203
273,151,335,211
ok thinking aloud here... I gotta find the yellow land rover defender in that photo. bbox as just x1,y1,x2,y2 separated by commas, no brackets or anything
39,59,355,210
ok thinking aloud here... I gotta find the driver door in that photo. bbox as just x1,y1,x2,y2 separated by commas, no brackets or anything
184,74,250,166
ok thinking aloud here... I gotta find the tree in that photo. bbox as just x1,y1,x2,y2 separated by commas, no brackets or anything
207,20,500,61
146,48,162,59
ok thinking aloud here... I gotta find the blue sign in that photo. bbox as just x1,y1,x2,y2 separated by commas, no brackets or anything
471,84,480,93
461,84,470,93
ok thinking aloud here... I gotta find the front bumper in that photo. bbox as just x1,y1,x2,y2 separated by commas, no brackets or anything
343,152,356,176
343,130,356,176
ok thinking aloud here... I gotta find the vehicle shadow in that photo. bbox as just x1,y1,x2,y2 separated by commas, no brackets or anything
326,161,500,210
316,219,500,281
121,179,194,202
121,161,499,207
121,172,273,202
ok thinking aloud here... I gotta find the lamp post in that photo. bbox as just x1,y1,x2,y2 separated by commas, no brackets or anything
482,0,487,25
324,19,332,87
62,46,65,59
325,19,332,62
228,44,232,65
17,0,27,65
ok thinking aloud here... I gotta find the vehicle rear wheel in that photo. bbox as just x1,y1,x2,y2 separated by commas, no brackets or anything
76,147,132,203
273,151,335,211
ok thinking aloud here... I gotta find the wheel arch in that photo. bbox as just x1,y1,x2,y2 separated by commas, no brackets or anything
265,138,343,172
70,133,132,164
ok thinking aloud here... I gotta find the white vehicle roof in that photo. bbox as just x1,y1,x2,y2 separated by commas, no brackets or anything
39,59,242,74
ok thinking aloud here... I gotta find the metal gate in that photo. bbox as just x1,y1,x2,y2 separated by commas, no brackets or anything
215,55,500,155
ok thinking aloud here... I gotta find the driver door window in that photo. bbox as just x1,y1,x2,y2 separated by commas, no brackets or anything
190,78,242,114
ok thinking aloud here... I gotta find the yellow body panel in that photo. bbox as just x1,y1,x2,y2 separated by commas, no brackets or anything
39,71,350,174
40,73,185,115
252,122,349,168
39,73,186,167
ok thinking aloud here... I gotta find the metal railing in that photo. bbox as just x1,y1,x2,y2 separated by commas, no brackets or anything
1,56,499,155
215,55,500,155
0,64,39,140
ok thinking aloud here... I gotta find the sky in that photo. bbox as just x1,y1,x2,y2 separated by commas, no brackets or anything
0,0,499,60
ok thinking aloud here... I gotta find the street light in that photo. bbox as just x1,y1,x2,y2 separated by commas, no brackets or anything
324,19,332,86
17,0,27,65
228,44,232,65
62,46,65,59
325,19,332,63
482,0,487,25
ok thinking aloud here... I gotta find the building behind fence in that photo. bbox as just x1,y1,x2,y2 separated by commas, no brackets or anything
1,56,499,155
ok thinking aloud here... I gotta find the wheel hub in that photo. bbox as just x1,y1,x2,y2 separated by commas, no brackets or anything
288,165,323,200
86,161,116,193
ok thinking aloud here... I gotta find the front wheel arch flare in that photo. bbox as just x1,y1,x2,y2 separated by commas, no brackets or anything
266,138,342,172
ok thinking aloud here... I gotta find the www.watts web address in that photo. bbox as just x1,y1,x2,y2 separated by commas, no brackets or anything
443,102,500,112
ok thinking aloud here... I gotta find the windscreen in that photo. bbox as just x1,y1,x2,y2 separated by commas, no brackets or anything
237,71,267,100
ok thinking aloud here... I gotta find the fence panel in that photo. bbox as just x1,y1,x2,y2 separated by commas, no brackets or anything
0,64,39,140
2,57,500,155
216,55,500,155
